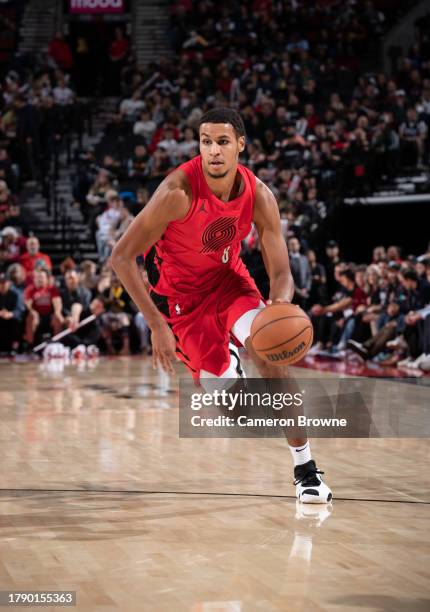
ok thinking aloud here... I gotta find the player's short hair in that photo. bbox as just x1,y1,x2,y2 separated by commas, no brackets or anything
199,108,246,139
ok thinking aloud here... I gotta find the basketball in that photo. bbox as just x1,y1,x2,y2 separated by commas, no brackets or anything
251,303,313,365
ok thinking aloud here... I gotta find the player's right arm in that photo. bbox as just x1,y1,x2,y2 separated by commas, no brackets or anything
111,170,190,374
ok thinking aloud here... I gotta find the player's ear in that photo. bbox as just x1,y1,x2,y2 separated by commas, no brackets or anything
238,136,245,153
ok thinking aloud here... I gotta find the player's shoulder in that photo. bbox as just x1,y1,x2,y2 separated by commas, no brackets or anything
157,167,192,202
150,168,192,222
252,177,279,225
254,177,277,205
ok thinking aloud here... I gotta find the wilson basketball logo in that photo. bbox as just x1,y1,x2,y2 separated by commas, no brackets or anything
201,217,238,253
266,341,306,362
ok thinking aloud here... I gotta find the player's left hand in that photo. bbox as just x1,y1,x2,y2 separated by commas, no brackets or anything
151,321,179,375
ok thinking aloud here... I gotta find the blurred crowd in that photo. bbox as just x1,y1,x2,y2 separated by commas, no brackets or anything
0,35,146,357
69,0,430,267
0,0,429,373
279,239,430,371
0,62,84,192
2,228,430,372
0,245,151,357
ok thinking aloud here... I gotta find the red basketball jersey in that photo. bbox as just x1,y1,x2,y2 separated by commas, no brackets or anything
145,155,257,296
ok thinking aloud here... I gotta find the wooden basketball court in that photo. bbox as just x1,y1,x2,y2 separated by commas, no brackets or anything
0,356,429,611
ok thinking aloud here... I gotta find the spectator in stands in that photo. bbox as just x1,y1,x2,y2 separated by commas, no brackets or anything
0,180,15,228
60,269,92,331
1,226,26,265
399,303,430,370
62,294,107,351
288,237,311,309
100,274,132,355
73,37,92,96
19,236,52,280
387,245,402,263
424,259,430,285
177,127,199,160
7,262,26,298
108,27,129,96
347,300,402,361
101,154,122,181
119,89,145,122
48,32,73,73
133,110,157,143
79,260,99,296
346,267,386,345
59,256,77,276
311,268,367,353
14,94,40,182
399,107,428,168
85,170,114,228
372,246,387,265
53,74,75,107
0,272,24,354
145,145,174,194
97,260,113,296
123,186,147,217
324,240,341,298
38,95,62,178
157,126,180,163
5,202,27,235
0,148,18,193
397,268,430,310
0,243,8,273
53,75,77,139
347,269,428,362
127,144,149,184
24,268,63,346
95,191,122,262
371,116,400,180
307,249,328,307
107,204,134,249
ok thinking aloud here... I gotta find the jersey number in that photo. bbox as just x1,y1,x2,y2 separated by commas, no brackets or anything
222,246,230,264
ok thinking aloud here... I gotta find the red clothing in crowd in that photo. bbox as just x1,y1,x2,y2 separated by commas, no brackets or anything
352,286,368,311
109,38,129,61
3,235,27,263
24,284,60,316
20,251,53,277
252,0,272,14
48,36,73,71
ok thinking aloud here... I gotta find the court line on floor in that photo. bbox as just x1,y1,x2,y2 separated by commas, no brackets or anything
0,488,429,505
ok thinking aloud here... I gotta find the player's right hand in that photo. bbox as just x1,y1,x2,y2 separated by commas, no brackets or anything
151,322,179,375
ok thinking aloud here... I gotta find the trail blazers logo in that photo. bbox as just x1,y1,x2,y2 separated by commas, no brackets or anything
201,216,238,253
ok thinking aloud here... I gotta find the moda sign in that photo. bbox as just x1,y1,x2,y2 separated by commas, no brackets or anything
69,0,124,13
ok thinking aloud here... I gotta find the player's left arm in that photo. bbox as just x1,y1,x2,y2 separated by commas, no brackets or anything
253,179,294,303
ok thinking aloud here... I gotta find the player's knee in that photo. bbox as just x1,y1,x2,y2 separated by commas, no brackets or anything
200,348,245,392
200,367,238,393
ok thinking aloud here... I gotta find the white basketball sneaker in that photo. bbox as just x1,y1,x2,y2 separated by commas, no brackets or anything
294,460,333,504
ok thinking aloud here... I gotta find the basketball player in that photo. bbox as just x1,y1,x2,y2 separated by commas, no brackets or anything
112,108,332,503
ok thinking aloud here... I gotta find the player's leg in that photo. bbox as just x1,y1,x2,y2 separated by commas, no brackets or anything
231,306,333,504
200,341,245,392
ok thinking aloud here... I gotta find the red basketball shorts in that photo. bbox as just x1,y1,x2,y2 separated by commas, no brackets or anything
150,266,262,378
